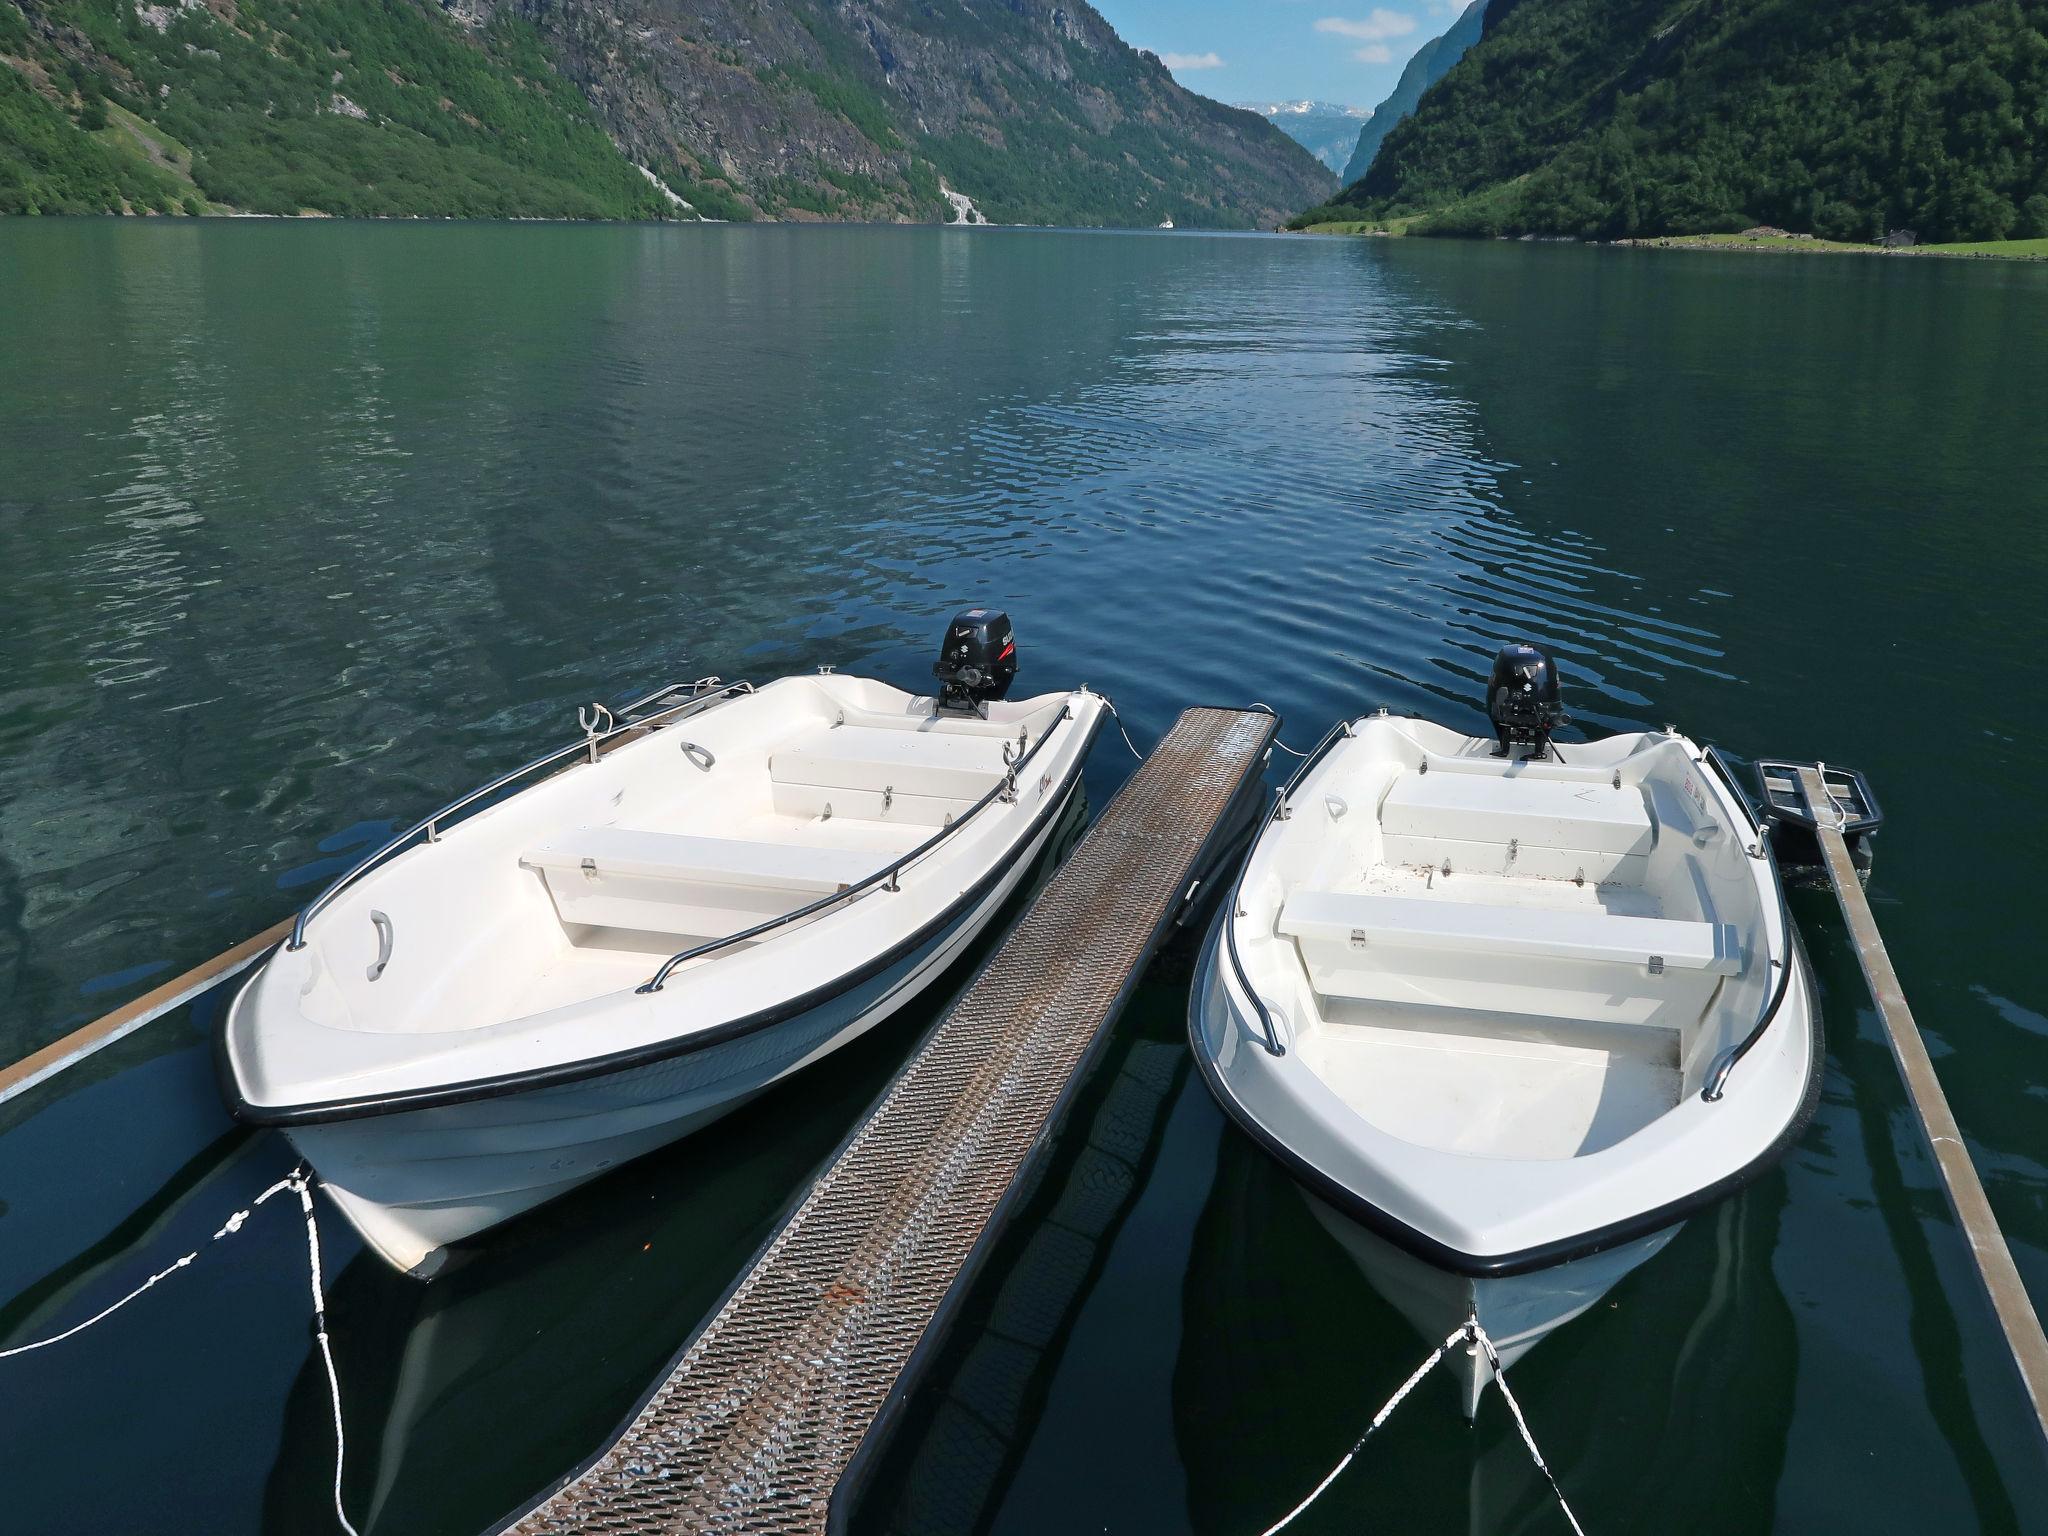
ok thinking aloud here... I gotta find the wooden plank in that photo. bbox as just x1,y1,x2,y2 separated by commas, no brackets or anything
1797,766,2048,1445
0,918,291,1107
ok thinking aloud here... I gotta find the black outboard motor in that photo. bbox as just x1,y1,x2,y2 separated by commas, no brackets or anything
1488,642,1568,758
932,607,1018,715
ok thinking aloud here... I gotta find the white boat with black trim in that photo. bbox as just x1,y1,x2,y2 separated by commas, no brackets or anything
222,611,1105,1276
1190,645,1820,1415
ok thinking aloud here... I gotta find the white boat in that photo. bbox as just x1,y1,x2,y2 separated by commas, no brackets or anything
222,612,1105,1275
1190,646,1820,1414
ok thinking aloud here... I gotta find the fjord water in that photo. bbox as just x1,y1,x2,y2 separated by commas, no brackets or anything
2,222,2045,1534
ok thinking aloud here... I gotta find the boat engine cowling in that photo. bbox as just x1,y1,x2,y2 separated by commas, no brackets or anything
932,607,1018,714
1488,642,1568,758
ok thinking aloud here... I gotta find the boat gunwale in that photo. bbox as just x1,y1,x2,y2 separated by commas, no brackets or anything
217,701,1106,1127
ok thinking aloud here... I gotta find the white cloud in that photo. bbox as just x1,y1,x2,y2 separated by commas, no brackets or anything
1314,10,1419,42
1351,44,1394,63
1160,50,1226,71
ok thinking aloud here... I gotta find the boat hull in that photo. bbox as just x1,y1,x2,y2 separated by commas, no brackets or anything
1303,1191,1677,1418
293,782,1077,1276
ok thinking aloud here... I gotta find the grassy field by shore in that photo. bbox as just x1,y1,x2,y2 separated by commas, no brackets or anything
1289,222,2048,262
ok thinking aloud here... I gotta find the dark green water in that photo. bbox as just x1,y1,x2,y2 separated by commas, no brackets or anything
2,222,2045,1535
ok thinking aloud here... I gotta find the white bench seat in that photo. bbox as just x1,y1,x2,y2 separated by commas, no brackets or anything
1278,889,1739,1030
522,828,883,939
523,828,880,894
1280,890,1739,973
1379,769,1655,882
770,724,1009,803
1382,770,1653,855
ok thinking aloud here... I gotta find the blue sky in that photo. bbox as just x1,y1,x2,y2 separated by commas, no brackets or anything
1089,0,1466,108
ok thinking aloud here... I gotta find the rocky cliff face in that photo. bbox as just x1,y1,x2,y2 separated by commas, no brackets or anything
477,0,1335,225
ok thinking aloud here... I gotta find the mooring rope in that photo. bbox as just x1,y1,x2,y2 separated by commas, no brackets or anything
1473,1323,1587,1536
1254,1319,1586,1536
1248,702,1312,758
0,1163,359,1535
1097,695,1149,762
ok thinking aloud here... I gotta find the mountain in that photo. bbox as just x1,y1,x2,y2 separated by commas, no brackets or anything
1238,99,1369,175
1,0,670,217
0,0,1333,224
1338,0,1486,185
1316,0,2048,244
505,1,1335,227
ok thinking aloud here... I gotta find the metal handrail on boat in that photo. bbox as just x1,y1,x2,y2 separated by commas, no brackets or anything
1222,718,1354,1057
286,679,756,952
1699,744,1797,1102
635,703,1077,995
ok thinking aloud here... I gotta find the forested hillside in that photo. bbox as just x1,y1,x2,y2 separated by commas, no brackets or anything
1308,0,2048,244
1337,0,1485,185
0,0,1332,224
0,0,669,216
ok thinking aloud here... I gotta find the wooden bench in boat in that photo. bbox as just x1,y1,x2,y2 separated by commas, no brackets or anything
522,828,884,939
1279,889,1740,1031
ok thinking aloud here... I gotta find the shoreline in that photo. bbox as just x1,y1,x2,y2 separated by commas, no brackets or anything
1290,222,2048,264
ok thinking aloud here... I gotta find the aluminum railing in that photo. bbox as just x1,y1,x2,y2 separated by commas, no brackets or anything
1220,717,1353,1057
636,702,1078,994
285,679,755,952
1700,743,1797,1102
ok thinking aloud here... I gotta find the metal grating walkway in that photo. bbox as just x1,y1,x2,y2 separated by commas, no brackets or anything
496,706,1274,1535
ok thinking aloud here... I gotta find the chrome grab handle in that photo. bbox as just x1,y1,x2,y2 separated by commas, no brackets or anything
367,911,393,981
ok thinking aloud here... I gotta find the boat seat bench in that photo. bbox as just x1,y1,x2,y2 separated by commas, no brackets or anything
522,828,884,939
1379,769,1655,882
1278,889,1740,1031
768,723,1011,825
771,725,1009,801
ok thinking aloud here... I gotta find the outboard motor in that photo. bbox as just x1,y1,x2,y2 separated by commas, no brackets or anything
1487,642,1568,758
932,607,1018,715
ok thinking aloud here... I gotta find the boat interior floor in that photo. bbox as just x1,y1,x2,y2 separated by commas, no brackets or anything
1300,1016,1680,1160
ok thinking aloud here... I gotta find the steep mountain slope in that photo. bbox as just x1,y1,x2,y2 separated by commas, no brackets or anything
0,0,1332,223
487,0,1333,226
1,0,670,216
1338,0,1486,185
1240,99,1370,174
1321,0,2048,243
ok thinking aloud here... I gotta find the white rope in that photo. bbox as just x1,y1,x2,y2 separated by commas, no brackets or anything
1473,1323,1587,1536
1256,1323,1469,1535
0,1170,301,1359
0,1164,360,1536
289,1171,362,1536
1248,702,1311,759
1098,696,1148,762
1254,1319,1586,1536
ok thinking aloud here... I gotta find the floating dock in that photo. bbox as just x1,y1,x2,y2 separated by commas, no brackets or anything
494,705,1275,1535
